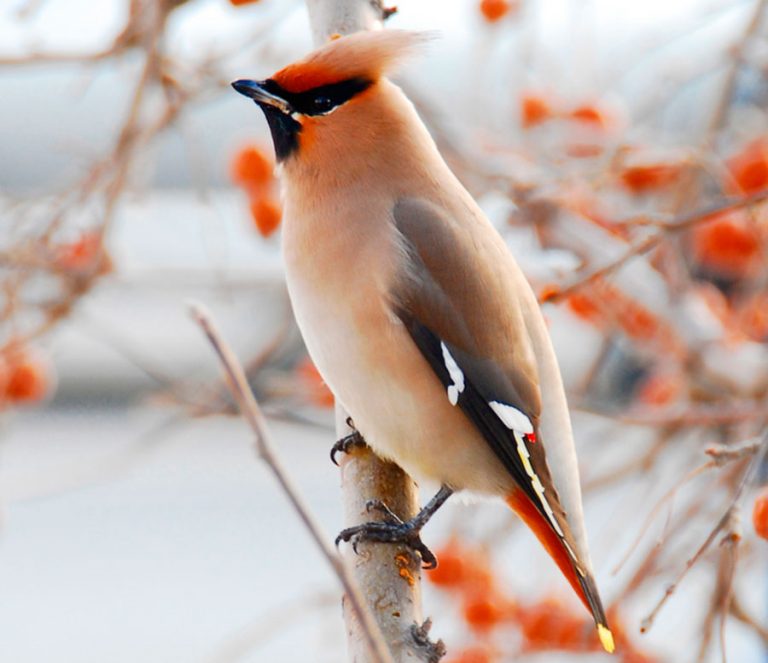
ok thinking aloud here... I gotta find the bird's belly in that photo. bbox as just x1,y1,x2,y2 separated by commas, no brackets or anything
286,275,512,496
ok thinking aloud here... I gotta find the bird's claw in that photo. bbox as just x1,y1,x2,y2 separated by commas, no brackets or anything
330,426,366,465
365,498,403,523
335,511,438,569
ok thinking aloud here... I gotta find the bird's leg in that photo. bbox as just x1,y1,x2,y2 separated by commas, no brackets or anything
330,417,367,465
335,485,454,569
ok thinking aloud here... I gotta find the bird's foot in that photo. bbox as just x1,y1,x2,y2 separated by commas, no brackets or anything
335,500,439,569
335,485,454,569
330,418,367,465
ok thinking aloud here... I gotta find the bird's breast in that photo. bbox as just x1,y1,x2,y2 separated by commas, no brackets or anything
279,198,512,494
281,194,401,392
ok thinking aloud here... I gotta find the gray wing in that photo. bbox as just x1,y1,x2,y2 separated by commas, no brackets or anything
392,199,609,635
391,196,578,557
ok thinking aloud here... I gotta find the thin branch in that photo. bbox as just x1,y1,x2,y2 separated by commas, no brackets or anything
717,510,741,663
705,439,764,465
640,432,768,634
579,401,768,428
612,459,715,576
583,432,669,493
704,0,768,147
730,595,768,647
543,188,768,303
695,508,743,663
189,303,393,663
0,48,116,67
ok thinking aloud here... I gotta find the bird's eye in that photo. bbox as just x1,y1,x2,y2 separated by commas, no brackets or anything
312,95,334,113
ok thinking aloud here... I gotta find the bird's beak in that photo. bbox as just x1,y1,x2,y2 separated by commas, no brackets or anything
231,79,293,115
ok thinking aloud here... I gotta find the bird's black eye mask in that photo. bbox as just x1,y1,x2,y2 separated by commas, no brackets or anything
261,77,373,116
262,78,372,115
232,76,373,161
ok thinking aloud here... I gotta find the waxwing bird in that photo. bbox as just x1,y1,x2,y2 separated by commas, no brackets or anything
232,30,614,653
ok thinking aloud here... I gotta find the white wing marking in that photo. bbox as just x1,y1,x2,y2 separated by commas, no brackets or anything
440,342,465,406
489,400,534,434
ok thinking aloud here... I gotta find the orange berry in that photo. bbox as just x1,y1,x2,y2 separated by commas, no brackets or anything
229,0,261,6
4,350,51,404
570,104,605,126
520,93,553,128
463,593,511,632
480,0,514,22
459,552,496,595
249,198,282,238
566,292,601,323
519,602,553,649
539,284,560,303
56,232,111,274
231,145,273,190
519,598,591,651
727,139,768,195
753,488,768,540
427,541,465,587
621,303,659,341
296,356,334,408
428,538,497,597
691,212,761,277
636,371,682,406
620,164,681,194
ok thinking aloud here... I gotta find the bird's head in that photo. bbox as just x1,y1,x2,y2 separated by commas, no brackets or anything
232,30,431,162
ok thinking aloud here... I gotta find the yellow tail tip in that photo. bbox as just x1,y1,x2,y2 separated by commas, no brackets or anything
597,624,615,653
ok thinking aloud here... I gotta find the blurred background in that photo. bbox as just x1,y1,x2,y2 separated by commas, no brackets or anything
2,0,768,661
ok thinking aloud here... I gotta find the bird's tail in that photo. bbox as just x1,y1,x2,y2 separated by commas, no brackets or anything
506,489,615,654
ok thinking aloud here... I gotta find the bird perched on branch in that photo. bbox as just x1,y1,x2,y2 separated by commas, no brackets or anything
232,30,614,653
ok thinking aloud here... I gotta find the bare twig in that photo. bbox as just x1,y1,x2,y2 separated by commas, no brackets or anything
612,459,715,575
583,432,669,493
585,402,768,427
190,303,393,663
640,432,768,634
544,188,768,303
695,508,742,663
704,0,768,146
705,439,763,465
730,595,768,647
717,509,741,663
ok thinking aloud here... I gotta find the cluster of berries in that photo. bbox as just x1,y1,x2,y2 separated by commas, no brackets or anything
231,145,282,237
428,538,657,662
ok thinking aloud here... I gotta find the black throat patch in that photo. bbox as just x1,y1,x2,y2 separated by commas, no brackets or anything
260,106,302,162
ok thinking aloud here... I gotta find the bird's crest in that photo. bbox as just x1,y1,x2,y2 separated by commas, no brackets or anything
273,30,433,94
